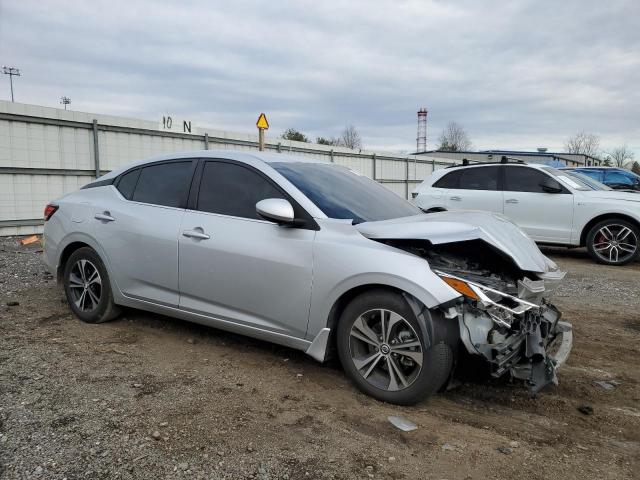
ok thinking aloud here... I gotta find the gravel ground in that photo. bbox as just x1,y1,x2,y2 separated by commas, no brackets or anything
0,237,638,480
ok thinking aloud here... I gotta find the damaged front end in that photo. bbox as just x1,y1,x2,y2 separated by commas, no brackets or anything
437,269,572,394
386,239,573,395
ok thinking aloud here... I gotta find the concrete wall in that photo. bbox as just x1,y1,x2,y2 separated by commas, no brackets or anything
0,100,455,236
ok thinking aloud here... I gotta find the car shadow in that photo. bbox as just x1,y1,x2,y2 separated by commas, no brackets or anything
538,245,591,261
111,306,340,370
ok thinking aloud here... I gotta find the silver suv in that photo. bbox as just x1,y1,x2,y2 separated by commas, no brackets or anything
44,151,572,404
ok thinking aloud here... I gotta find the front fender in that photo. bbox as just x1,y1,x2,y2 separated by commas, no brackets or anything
306,220,461,340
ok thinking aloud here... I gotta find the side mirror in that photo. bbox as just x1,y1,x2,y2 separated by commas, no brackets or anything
540,176,563,193
256,198,295,225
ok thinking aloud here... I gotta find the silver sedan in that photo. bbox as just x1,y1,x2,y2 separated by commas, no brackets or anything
43,151,572,404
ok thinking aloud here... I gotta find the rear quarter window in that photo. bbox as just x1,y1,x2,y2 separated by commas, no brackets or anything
116,169,141,200
433,170,462,188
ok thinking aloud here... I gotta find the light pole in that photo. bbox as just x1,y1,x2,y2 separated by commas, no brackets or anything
60,96,71,110
2,66,21,102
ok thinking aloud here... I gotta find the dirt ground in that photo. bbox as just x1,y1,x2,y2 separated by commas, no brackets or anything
0,238,638,480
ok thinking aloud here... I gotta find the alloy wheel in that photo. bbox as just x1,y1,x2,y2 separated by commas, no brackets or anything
68,259,102,312
348,309,423,391
592,224,638,264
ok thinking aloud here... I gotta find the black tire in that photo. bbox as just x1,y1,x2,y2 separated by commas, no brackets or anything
336,289,454,405
586,219,640,266
63,247,120,323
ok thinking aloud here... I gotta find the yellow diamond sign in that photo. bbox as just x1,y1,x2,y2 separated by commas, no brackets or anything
256,113,269,130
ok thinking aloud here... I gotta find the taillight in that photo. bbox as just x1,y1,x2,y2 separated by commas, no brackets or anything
44,204,58,221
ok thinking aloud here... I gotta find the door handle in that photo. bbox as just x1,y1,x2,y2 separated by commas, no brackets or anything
505,199,519,204
182,229,210,240
450,196,462,201
94,212,115,222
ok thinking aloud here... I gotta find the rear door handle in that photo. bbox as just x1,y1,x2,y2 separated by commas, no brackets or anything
94,212,115,222
450,196,462,201
182,229,210,240
505,199,519,204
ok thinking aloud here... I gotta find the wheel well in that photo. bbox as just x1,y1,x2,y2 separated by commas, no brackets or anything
324,284,409,360
580,214,640,246
56,241,91,281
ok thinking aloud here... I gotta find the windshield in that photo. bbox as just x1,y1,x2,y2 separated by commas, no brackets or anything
566,171,612,191
272,162,421,224
541,167,594,191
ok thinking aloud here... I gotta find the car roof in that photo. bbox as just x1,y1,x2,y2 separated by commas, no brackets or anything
561,166,623,170
444,161,548,169
426,161,549,183
97,149,331,181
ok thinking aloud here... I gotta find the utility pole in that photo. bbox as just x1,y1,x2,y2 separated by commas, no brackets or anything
60,96,71,110
2,66,21,102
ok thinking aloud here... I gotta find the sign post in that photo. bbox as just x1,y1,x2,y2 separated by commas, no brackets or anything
256,113,269,151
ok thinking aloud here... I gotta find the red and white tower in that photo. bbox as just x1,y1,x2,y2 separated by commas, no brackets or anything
416,108,428,153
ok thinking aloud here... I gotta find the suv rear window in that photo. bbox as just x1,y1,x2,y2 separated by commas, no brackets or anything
458,166,500,190
132,161,194,208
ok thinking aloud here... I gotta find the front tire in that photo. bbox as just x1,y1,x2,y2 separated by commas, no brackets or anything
63,247,120,323
336,289,453,405
586,219,640,266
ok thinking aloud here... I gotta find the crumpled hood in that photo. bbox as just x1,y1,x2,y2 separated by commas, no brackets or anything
355,211,557,273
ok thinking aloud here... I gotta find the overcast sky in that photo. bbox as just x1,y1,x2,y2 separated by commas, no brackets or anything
1,0,638,155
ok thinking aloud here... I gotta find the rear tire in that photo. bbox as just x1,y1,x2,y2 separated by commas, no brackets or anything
336,289,453,405
586,219,640,266
63,247,120,323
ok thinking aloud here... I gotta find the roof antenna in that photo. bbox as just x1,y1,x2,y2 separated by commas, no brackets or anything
462,158,469,166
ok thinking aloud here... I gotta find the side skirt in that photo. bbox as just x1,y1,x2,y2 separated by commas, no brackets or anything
116,294,312,353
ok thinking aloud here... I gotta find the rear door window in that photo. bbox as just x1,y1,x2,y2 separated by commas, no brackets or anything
458,166,500,190
132,161,194,208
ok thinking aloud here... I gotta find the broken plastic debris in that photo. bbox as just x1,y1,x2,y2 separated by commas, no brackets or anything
593,380,618,390
20,235,40,246
387,415,417,432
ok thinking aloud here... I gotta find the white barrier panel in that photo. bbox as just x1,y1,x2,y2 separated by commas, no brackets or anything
0,100,453,236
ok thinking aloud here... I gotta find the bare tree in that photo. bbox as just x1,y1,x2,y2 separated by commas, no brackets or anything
564,132,600,156
438,121,472,151
339,125,362,150
605,144,635,168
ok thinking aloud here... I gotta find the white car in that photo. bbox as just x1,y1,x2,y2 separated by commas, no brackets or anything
413,161,640,266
